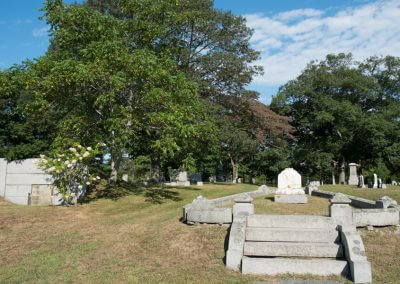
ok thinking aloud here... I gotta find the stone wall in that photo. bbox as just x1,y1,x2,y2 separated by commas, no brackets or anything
0,158,59,206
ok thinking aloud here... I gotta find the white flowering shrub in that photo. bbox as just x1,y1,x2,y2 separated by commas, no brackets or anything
38,144,102,205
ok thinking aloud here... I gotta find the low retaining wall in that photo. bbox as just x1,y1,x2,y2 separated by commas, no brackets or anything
0,158,60,206
312,188,399,227
183,185,274,224
353,208,399,227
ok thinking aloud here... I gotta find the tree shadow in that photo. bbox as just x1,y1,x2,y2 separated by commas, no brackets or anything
80,180,182,204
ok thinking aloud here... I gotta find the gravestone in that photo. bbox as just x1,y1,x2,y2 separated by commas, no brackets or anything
122,174,129,182
309,181,320,187
378,178,382,189
392,181,398,186
358,175,365,188
177,171,190,186
339,164,346,184
373,174,378,189
274,168,307,204
348,163,358,185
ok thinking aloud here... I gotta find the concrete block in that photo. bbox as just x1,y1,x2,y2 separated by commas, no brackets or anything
274,194,308,204
330,204,353,225
6,173,53,185
339,226,372,283
353,208,399,227
350,261,372,284
244,241,344,258
5,195,29,205
247,214,337,229
6,159,44,174
186,208,232,224
241,257,349,276
5,185,31,197
245,227,340,243
0,159,6,197
226,215,246,271
233,203,254,217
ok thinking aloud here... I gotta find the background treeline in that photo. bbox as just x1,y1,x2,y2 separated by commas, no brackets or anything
0,0,399,186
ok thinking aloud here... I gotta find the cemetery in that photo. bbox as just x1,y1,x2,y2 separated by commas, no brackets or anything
1,0,400,283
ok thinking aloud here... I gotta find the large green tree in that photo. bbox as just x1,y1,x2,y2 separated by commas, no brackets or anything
271,54,400,182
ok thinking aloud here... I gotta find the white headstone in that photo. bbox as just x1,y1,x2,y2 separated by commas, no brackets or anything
177,171,188,182
276,168,304,195
122,174,129,182
373,174,378,189
348,163,358,185
358,175,365,188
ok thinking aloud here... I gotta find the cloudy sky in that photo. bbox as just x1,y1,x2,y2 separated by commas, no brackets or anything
1,0,400,103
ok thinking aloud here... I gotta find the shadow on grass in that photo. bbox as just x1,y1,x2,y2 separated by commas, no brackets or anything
80,180,182,204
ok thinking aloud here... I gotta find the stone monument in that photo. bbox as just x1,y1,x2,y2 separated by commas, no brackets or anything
348,163,358,185
373,174,378,189
177,171,190,186
358,175,365,188
274,168,307,204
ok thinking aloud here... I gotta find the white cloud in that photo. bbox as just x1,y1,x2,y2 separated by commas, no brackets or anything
32,27,48,37
245,0,400,86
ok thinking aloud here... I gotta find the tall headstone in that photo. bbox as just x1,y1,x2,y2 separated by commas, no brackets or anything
378,178,382,189
339,163,346,184
358,175,365,188
348,163,358,185
373,174,378,189
274,168,307,204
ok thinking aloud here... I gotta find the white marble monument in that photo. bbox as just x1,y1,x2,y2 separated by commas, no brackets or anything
274,168,308,203
373,174,378,189
348,163,358,185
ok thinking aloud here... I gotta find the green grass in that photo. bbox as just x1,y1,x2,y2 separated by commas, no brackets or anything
320,184,400,203
0,183,399,283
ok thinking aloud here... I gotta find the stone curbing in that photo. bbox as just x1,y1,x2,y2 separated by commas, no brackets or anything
182,185,274,224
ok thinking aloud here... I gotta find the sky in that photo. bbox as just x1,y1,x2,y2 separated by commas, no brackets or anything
1,0,400,103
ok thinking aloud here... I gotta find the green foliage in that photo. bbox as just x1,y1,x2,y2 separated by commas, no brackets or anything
38,144,102,204
271,53,400,180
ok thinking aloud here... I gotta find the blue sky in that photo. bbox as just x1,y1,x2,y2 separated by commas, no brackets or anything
1,0,399,103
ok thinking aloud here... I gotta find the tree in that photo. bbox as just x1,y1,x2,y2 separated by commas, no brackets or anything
19,0,209,182
271,53,400,181
0,66,55,160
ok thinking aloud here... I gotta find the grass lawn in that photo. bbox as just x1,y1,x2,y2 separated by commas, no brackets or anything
320,184,400,203
0,183,399,283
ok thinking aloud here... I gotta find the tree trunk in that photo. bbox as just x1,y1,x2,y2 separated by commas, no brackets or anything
230,158,239,183
110,152,121,184
151,153,162,183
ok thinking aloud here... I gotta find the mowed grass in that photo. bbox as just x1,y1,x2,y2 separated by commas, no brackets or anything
0,183,398,283
320,184,400,203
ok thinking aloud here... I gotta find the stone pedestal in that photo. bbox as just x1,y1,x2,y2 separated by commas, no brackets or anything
233,194,254,217
329,193,353,225
348,163,358,185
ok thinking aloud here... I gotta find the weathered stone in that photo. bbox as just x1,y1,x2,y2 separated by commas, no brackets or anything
244,241,344,258
242,257,349,276
330,194,353,225
122,174,128,182
353,208,399,227
247,215,337,229
186,208,232,224
276,168,303,194
376,196,397,209
274,194,308,203
226,215,246,271
245,227,340,243
196,181,203,186
358,175,365,188
309,181,320,187
348,163,358,185
339,225,372,283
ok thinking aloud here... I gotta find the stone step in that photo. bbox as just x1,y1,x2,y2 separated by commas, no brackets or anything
246,227,340,243
247,214,337,229
243,241,344,258
242,256,349,276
